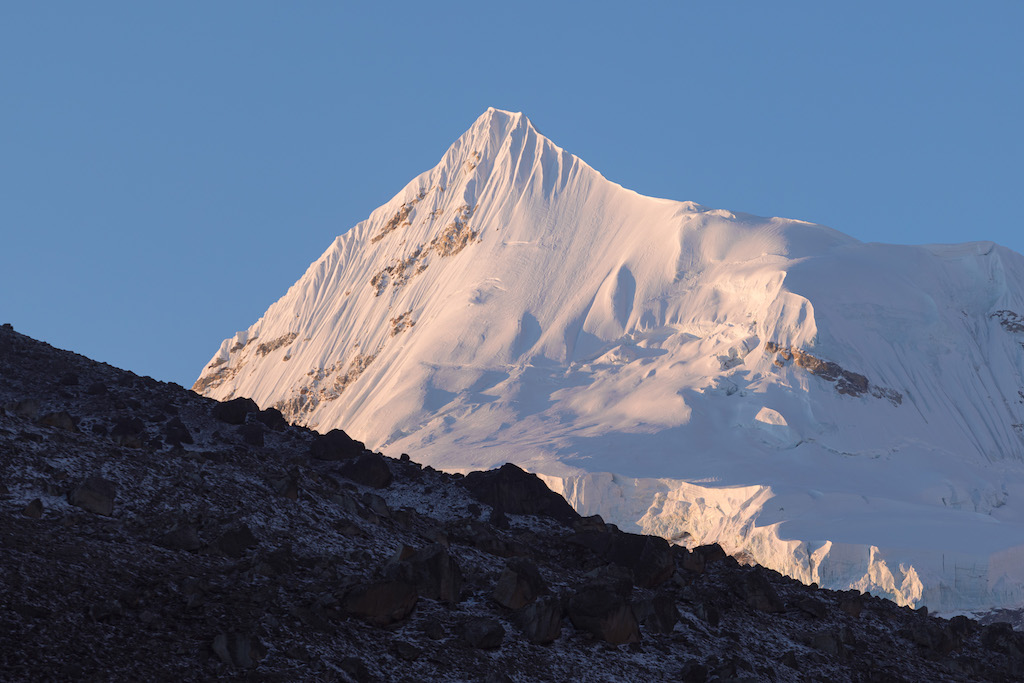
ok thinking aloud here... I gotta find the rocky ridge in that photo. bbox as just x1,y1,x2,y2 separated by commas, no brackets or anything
2,322,1023,681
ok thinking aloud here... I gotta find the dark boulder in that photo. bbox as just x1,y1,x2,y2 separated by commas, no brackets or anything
572,514,608,533
606,532,674,588
11,399,40,420
339,657,372,682
212,396,259,425
568,585,640,644
583,563,634,597
212,633,262,669
110,416,145,448
68,476,116,516
461,617,505,649
162,416,194,447
493,558,547,610
681,543,727,574
838,593,864,618
796,596,827,619
342,581,417,626
446,519,527,558
981,621,1024,658
809,630,845,659
238,422,266,447
515,595,563,644
38,411,76,432
311,428,366,461
460,463,580,524
385,543,462,604
159,525,202,552
632,593,679,634
22,498,43,519
339,454,393,489
569,528,673,588
217,524,257,558
739,569,784,613
253,407,288,430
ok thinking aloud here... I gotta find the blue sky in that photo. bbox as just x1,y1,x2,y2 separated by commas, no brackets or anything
2,3,1021,387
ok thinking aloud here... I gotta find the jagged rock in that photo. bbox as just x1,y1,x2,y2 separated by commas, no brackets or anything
392,640,422,661
632,593,679,634
572,514,608,533
796,596,827,619
22,498,43,518
460,463,580,524
110,416,145,448
608,533,674,588
58,372,79,386
237,422,265,447
569,528,673,588
712,655,758,680
739,569,784,613
493,558,547,609
11,399,40,420
38,411,75,431
339,453,393,489
310,428,366,461
461,617,505,649
515,594,563,644
339,657,371,682
68,475,116,516
342,581,417,626
446,518,526,557
695,601,720,628
678,661,709,682
584,563,634,597
211,634,232,666
386,543,462,604
159,525,202,551
85,381,107,395
419,618,446,640
361,492,391,519
681,543,727,574
488,504,509,529
273,473,299,500
981,621,1024,658
162,416,193,446
809,630,844,659
211,633,261,669
212,396,259,425
217,524,257,558
568,585,640,644
839,593,864,618
253,407,288,431
902,619,955,654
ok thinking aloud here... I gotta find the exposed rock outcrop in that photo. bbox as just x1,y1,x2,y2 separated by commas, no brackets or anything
764,341,903,405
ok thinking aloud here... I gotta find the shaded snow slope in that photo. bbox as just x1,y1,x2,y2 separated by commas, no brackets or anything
196,108,1024,613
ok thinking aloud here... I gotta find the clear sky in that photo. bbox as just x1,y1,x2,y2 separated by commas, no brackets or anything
2,3,1021,388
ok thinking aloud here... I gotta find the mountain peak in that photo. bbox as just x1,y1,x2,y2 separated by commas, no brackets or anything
193,112,1024,614
451,107,544,166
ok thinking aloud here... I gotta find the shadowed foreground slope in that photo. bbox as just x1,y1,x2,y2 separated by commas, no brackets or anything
2,323,1023,681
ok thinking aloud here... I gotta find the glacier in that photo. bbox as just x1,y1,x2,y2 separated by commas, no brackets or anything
195,108,1024,614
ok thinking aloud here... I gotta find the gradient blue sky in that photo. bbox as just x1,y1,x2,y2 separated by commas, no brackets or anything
2,3,1021,387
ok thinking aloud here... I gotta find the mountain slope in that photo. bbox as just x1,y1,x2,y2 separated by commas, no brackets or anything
8,323,1024,681
195,108,1024,613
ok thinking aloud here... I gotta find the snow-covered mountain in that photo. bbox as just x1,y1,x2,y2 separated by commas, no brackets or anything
195,108,1024,614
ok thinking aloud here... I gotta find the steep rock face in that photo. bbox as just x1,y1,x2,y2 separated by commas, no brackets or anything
194,109,1024,613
